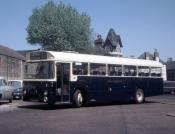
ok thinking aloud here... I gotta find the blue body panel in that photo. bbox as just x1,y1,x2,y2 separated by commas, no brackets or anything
70,76,163,104
23,76,163,104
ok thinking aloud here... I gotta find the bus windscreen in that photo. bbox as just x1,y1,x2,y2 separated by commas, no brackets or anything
24,61,54,79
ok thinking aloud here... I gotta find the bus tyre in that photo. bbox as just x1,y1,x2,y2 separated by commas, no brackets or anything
48,92,55,107
48,100,55,107
73,90,83,108
23,96,30,101
9,99,12,103
170,90,175,95
135,88,145,104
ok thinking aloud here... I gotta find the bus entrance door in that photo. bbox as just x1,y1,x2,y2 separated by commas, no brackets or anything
56,63,70,102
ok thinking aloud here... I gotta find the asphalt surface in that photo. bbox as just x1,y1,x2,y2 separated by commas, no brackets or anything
0,94,175,134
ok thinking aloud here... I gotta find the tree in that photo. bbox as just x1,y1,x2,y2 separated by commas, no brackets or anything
27,1,92,51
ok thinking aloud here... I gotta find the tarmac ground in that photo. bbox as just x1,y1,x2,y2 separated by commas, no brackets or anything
0,94,175,134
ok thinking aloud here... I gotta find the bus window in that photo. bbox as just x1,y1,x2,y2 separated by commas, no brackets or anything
124,65,137,76
73,62,88,75
151,67,162,77
138,66,150,77
24,61,54,79
90,63,106,76
108,64,122,76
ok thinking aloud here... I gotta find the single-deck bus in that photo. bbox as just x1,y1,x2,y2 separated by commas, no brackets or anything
23,51,165,107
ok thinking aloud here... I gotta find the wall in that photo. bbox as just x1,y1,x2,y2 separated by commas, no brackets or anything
0,54,23,80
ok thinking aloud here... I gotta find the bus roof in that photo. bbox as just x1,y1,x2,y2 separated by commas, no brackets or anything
29,51,163,67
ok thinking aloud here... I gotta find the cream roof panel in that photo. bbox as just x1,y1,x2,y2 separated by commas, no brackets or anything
47,51,163,67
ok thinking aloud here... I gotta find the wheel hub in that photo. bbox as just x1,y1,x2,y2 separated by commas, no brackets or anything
77,93,83,104
136,90,143,102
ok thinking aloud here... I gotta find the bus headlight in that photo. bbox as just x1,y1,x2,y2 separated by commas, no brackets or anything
43,96,48,103
43,90,48,103
23,90,27,95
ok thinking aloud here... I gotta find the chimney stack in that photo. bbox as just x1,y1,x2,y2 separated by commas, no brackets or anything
94,34,104,47
154,49,159,61
145,52,150,60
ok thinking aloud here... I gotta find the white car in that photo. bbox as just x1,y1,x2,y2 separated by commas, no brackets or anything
0,77,13,103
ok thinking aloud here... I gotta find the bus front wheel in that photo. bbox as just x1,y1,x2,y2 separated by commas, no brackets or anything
73,90,83,108
9,99,12,103
47,91,56,107
135,88,145,104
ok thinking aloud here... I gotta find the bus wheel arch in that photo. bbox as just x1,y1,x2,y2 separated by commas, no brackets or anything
135,87,145,104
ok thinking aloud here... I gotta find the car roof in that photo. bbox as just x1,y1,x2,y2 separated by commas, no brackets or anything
0,77,6,80
8,80,22,82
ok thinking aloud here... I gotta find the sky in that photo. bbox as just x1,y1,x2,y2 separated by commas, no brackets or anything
0,0,175,61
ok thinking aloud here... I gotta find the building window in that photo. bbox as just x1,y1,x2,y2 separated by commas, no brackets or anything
73,62,88,75
108,64,122,76
90,63,106,76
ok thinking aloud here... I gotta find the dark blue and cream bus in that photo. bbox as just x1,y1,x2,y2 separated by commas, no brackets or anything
23,51,166,107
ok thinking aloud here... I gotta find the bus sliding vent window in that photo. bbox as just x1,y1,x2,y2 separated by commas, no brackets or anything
90,63,106,76
73,62,88,75
138,66,150,77
108,64,122,76
124,66,137,76
151,67,161,77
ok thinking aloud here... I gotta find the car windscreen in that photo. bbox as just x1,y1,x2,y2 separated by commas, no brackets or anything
8,81,22,87
0,79,7,86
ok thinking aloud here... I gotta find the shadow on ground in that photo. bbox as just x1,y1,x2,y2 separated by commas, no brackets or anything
17,100,159,111
18,103,73,110
0,102,10,105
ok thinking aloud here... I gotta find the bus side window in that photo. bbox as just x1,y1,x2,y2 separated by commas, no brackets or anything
138,66,150,77
73,62,88,75
124,65,137,76
108,64,122,76
151,67,161,77
90,63,106,76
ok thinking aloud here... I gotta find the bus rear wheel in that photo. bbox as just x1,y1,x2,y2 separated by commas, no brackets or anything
135,88,145,104
23,95,30,101
73,90,83,108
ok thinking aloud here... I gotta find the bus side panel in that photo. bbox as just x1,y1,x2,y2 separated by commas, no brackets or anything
137,78,150,97
123,77,137,100
107,77,150,102
147,78,163,96
69,76,90,103
70,76,111,104
107,77,125,101
121,77,148,101
69,76,163,105
88,77,109,103
124,77,163,98
113,77,163,100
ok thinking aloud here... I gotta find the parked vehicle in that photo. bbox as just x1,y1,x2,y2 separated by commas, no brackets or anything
8,80,23,99
0,77,13,103
164,81,175,94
